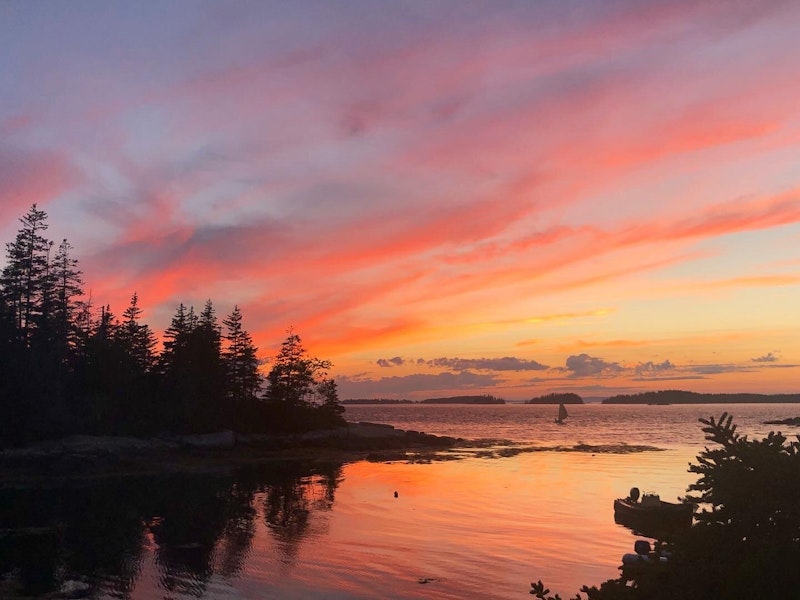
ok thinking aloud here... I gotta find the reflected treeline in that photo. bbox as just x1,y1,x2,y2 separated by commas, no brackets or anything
0,461,343,598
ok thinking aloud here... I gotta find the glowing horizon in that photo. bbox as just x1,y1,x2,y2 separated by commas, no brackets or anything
2,1,799,400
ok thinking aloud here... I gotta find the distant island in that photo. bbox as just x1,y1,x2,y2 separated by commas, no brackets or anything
603,390,800,404
525,392,584,405
340,398,414,405
421,395,505,404
764,417,800,426
341,395,505,405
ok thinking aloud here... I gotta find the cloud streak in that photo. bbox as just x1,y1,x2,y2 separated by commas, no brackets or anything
427,357,549,372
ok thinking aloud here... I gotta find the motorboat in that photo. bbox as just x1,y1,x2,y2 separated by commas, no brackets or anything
614,487,692,536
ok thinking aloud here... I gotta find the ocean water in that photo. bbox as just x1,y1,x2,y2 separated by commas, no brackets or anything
2,404,796,599
343,402,793,449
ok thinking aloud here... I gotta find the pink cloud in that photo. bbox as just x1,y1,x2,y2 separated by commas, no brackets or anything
0,147,79,223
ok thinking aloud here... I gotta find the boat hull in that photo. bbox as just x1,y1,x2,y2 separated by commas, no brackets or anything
613,498,693,538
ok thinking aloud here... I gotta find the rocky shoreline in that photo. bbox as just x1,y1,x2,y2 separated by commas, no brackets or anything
0,422,463,486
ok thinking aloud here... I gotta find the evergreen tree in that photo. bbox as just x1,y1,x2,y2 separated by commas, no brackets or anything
0,293,28,446
0,205,73,440
316,377,345,424
116,292,157,373
158,301,226,432
222,306,262,406
50,238,84,358
80,305,125,433
263,330,344,431
161,303,191,360
0,204,52,345
190,299,225,430
158,303,194,431
265,330,326,408
99,293,159,434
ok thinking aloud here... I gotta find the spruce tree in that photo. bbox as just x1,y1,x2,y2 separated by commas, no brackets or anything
158,303,194,431
158,301,226,432
191,299,225,431
80,305,126,433
263,329,344,431
222,305,262,426
50,238,84,358
0,204,52,345
117,293,156,373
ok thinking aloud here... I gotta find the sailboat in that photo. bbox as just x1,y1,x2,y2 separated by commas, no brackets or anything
555,403,568,425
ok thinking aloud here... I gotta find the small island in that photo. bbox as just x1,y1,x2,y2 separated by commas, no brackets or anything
420,395,505,404
341,396,506,405
763,417,800,426
340,398,414,405
525,392,583,405
603,390,800,404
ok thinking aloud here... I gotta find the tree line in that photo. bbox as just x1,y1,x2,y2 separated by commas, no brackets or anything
0,205,344,448
603,390,800,404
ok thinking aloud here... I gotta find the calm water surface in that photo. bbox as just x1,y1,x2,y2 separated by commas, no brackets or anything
2,404,796,599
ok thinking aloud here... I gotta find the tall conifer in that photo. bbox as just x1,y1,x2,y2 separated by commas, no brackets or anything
0,204,52,345
222,305,262,408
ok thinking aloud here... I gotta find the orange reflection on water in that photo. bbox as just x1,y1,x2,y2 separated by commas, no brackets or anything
269,450,695,599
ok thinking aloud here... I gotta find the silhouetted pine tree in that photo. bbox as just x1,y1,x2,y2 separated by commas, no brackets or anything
79,305,127,433
0,205,51,345
158,303,194,431
0,205,67,440
106,293,159,433
117,293,157,373
0,293,29,446
41,238,85,426
222,305,262,430
158,301,226,432
263,330,344,432
190,300,225,431
50,238,84,359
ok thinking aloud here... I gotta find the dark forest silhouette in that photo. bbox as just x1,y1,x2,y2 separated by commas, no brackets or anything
603,390,800,404
525,392,583,405
0,205,344,448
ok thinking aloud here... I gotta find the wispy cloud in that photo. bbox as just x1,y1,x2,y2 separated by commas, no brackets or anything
525,309,614,324
427,357,549,372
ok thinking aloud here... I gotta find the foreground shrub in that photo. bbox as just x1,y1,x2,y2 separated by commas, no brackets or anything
533,413,800,599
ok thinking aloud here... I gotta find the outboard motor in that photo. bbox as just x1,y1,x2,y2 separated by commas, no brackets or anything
628,487,640,502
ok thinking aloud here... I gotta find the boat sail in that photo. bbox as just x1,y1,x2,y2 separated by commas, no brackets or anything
555,403,568,424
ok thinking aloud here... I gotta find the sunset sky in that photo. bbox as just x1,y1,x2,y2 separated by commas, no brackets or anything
2,0,799,400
